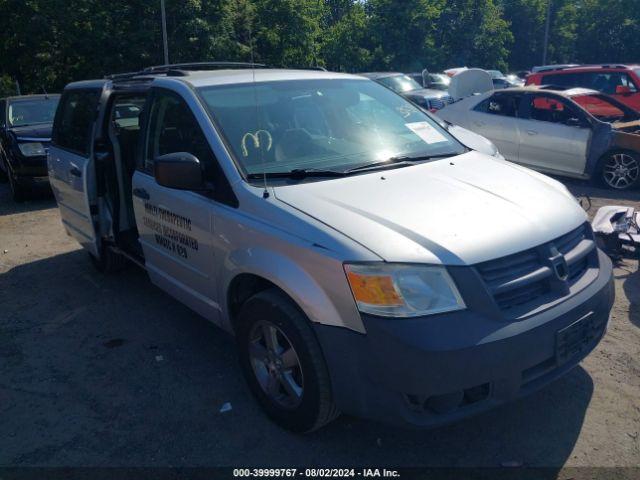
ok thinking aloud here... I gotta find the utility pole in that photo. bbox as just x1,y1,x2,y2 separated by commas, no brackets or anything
161,0,169,65
542,0,552,65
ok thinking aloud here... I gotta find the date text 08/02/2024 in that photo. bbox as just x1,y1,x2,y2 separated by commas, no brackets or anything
232,468,400,478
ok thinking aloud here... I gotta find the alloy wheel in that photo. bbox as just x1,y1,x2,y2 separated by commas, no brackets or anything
603,153,639,189
248,320,304,409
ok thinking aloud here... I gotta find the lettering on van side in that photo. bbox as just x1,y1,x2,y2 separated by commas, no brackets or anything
143,202,199,259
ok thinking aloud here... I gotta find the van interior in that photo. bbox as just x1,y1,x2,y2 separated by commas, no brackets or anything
96,92,147,260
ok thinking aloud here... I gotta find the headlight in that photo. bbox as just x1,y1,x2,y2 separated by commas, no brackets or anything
344,263,465,318
18,142,46,157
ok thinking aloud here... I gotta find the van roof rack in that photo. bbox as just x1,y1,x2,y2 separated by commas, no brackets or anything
106,61,269,81
282,65,327,71
142,62,268,74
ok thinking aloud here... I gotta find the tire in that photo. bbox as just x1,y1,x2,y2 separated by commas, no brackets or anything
7,169,27,202
0,157,8,183
236,288,339,432
596,151,640,190
89,244,129,273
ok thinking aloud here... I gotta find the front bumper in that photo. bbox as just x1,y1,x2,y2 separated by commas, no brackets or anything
314,250,614,427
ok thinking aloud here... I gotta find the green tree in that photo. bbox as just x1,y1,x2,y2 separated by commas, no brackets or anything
366,0,444,71
501,0,547,69
573,0,640,63
435,0,513,70
0,74,17,97
548,0,579,64
322,1,372,71
252,0,325,67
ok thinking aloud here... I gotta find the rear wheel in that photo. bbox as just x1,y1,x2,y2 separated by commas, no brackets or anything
89,244,129,273
597,151,640,190
0,156,8,183
236,288,339,432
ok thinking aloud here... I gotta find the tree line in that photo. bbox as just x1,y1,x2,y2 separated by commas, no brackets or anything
0,0,639,96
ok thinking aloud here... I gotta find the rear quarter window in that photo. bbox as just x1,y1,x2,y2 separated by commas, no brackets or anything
52,89,101,156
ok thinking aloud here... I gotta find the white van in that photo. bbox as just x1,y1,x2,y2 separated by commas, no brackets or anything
48,63,614,432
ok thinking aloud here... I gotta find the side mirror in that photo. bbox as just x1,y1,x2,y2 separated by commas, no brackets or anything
616,85,632,95
154,152,206,191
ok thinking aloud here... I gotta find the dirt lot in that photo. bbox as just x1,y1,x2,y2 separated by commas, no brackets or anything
0,179,639,471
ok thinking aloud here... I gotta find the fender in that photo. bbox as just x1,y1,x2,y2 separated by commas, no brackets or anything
220,246,366,334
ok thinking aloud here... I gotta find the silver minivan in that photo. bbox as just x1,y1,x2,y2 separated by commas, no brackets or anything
48,64,614,432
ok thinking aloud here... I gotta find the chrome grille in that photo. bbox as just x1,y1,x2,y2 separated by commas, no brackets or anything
475,223,596,313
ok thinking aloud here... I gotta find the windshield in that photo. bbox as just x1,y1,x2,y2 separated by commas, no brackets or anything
198,79,464,177
572,93,640,123
431,74,450,85
7,97,60,127
429,74,450,90
488,70,505,79
377,75,422,93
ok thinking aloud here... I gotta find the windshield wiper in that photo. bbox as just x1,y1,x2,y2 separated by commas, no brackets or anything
344,153,457,174
247,168,346,180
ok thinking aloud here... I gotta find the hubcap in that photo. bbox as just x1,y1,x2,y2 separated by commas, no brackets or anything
248,321,304,409
603,153,639,189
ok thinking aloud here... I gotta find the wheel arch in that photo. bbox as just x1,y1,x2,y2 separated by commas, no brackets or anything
221,247,365,335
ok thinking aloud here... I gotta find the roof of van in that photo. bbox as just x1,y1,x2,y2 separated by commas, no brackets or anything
64,69,367,91
184,69,365,88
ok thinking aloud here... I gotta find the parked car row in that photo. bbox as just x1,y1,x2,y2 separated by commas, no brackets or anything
42,62,613,432
3,63,640,204
438,83,640,190
359,72,455,111
435,66,640,190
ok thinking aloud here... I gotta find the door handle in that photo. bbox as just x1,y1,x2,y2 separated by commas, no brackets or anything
526,130,538,136
69,166,82,177
133,187,150,200
473,121,485,126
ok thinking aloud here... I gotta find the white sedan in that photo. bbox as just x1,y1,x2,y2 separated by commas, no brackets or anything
437,85,640,190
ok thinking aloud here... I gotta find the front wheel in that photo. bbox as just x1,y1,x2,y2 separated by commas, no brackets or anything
236,289,339,432
7,170,27,202
597,151,640,190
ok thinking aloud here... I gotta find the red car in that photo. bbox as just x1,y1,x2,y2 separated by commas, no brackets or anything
526,64,640,112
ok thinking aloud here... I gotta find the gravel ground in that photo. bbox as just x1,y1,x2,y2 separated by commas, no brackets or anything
0,179,638,472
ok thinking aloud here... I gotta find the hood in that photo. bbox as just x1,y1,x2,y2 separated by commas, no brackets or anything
273,152,586,266
9,123,53,140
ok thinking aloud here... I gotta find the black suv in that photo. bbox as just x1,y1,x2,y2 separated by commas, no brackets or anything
0,94,60,200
